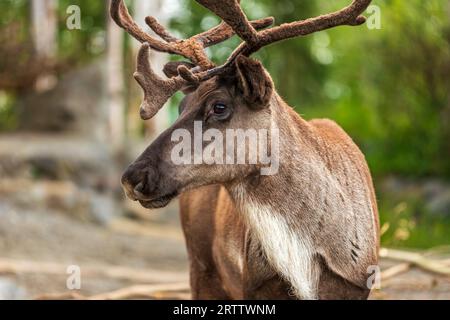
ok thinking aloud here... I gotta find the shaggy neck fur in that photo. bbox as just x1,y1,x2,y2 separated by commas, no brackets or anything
227,92,379,300
227,94,331,300
230,182,320,300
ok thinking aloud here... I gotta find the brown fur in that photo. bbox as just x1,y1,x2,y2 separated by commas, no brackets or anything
179,99,378,300
121,57,379,300
181,184,374,300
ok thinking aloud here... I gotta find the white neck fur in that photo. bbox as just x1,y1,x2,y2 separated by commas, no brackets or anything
231,183,320,300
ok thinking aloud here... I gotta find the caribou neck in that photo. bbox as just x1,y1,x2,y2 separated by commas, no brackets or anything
227,93,330,218
224,95,333,300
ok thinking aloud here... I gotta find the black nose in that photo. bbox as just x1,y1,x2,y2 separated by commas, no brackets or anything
121,162,157,201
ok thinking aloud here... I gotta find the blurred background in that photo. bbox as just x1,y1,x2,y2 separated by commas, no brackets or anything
0,0,449,299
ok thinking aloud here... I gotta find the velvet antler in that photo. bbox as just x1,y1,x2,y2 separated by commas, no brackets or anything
110,0,274,119
177,0,372,88
133,43,185,120
111,0,372,120
193,0,372,77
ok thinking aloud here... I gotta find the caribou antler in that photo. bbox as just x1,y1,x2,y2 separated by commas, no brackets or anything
195,0,260,46
133,43,184,120
193,0,372,77
110,0,274,119
110,0,273,69
111,0,371,120
178,0,372,85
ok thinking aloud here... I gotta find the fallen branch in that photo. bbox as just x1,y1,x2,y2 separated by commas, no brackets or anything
380,248,450,276
35,283,191,300
35,292,86,300
381,262,411,281
0,258,188,284
88,283,190,300
109,217,184,241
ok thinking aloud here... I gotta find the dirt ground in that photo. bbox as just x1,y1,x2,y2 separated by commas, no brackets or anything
0,198,449,300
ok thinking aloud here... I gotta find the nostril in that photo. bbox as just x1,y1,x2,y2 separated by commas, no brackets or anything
121,165,158,200
134,182,146,199
120,174,129,187
121,170,135,189
121,183,137,201
121,170,139,201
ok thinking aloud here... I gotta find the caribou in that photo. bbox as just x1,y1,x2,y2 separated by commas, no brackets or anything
113,0,379,300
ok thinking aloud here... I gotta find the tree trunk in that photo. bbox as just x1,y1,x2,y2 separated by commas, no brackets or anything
132,0,170,138
107,0,125,151
30,0,57,91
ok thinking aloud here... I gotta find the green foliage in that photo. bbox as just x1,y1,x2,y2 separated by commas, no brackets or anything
0,0,29,30
0,1,108,131
0,0,106,66
57,0,107,63
379,194,450,249
0,91,17,131
2,0,448,178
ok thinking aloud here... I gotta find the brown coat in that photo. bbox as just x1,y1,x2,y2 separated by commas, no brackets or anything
180,95,379,300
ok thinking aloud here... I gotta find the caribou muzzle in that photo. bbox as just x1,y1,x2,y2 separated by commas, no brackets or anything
121,161,178,209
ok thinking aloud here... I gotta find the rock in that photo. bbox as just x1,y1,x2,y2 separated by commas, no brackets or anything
89,193,120,225
16,62,108,142
422,180,449,202
0,278,27,300
426,190,450,218
0,178,120,224
379,176,450,218
0,134,115,189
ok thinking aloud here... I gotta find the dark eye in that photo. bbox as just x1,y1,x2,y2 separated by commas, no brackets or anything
213,103,227,115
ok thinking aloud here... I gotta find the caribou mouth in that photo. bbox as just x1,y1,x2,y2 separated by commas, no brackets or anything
138,191,179,209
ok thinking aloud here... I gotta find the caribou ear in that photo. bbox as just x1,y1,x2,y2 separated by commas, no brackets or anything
163,61,198,94
235,56,273,109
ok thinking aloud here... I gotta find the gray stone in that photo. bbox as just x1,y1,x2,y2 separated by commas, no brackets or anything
16,61,108,142
88,192,120,225
0,278,27,300
426,190,450,218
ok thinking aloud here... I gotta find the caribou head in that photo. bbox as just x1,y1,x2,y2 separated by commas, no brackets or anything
113,0,372,209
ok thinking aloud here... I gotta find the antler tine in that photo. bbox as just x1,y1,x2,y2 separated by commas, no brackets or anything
111,0,275,120
110,0,180,55
134,43,185,120
250,0,372,55
111,0,274,69
189,0,372,80
115,0,372,121
196,18,274,47
195,0,260,46
145,16,274,46
196,0,371,56
145,16,180,43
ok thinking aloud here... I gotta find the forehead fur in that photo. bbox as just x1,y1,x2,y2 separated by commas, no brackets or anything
195,77,221,100
195,69,238,99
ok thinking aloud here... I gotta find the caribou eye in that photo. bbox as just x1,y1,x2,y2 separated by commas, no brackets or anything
206,102,232,122
213,103,227,115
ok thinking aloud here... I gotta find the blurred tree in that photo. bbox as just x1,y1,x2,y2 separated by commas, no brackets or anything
107,0,125,150
31,0,57,91
31,0,57,61
57,0,106,63
0,0,108,131
130,0,171,137
0,0,51,92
